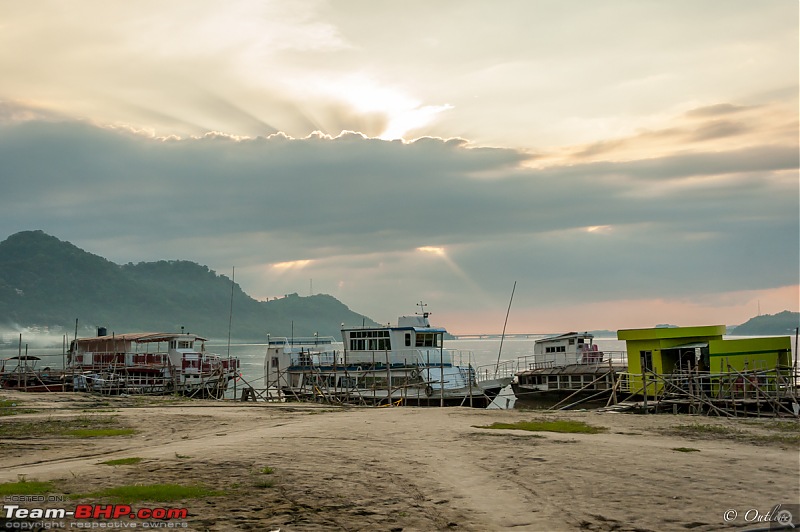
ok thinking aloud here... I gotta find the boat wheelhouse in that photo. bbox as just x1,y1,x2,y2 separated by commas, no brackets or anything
264,311,512,407
68,330,239,397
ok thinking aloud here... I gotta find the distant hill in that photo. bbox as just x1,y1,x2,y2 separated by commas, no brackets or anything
730,311,799,336
0,230,379,341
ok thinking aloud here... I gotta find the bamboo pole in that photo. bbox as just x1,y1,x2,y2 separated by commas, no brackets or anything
641,355,648,414
557,388,613,410
468,352,473,409
613,373,649,406
647,371,734,418
548,371,611,410
609,359,618,405
386,351,392,406
605,373,622,407
728,365,796,417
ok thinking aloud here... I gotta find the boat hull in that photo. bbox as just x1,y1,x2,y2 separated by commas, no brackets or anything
276,371,512,408
280,385,498,408
512,363,625,409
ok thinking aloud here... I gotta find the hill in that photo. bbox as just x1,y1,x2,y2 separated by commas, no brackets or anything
0,230,379,341
730,311,799,336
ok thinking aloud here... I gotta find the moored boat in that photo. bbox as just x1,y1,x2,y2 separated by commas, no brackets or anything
265,309,513,407
0,355,72,392
68,330,239,397
512,332,627,408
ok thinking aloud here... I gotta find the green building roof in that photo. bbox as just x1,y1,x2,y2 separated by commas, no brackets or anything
617,325,726,341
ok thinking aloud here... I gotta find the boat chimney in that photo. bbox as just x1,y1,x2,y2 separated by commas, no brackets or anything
97,326,107,337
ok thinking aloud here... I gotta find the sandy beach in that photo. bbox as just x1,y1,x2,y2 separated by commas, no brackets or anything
0,391,798,532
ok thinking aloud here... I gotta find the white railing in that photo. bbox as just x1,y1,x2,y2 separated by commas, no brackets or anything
474,359,519,383
340,347,454,367
517,350,627,371
267,336,337,347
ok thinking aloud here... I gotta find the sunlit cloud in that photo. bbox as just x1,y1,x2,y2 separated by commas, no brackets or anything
585,225,613,234
295,72,454,140
381,103,453,140
417,246,445,256
272,259,312,270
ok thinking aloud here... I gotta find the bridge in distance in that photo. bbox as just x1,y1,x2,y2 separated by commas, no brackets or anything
451,333,549,340
452,330,616,340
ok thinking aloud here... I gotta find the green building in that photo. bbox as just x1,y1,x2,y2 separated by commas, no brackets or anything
617,325,792,397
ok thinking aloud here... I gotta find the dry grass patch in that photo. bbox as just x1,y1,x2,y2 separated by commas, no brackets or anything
101,457,143,466
72,484,224,504
662,422,800,448
0,415,134,438
475,419,606,434
0,478,54,496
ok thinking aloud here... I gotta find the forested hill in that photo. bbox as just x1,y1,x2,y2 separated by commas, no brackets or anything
0,230,379,340
730,311,800,336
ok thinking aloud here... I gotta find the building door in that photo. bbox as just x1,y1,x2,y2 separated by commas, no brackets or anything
640,350,654,397
640,351,653,372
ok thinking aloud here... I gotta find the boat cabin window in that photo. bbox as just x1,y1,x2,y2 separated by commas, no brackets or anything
405,333,411,347
271,357,279,368
415,333,441,348
170,340,193,349
349,330,390,351
569,339,575,345
544,346,566,353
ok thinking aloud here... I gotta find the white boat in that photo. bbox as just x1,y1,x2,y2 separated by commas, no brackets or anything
68,330,239,398
512,332,626,407
264,310,513,407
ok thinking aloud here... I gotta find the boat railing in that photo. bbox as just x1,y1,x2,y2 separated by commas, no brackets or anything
336,348,453,367
268,336,337,346
287,347,342,367
474,359,519,383
517,350,627,371
450,349,482,369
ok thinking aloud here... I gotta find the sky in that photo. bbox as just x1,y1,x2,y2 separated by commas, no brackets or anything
0,1,798,334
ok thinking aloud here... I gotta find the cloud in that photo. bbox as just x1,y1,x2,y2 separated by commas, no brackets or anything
0,114,796,326
0,0,797,329
684,103,753,118
560,98,798,167
2,2,796,151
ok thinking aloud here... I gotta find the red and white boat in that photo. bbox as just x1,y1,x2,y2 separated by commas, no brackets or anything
68,330,239,397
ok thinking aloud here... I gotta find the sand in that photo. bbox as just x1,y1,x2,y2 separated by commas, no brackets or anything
0,391,798,531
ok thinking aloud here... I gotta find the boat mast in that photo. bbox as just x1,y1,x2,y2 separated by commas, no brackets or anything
494,281,516,378
227,267,235,399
